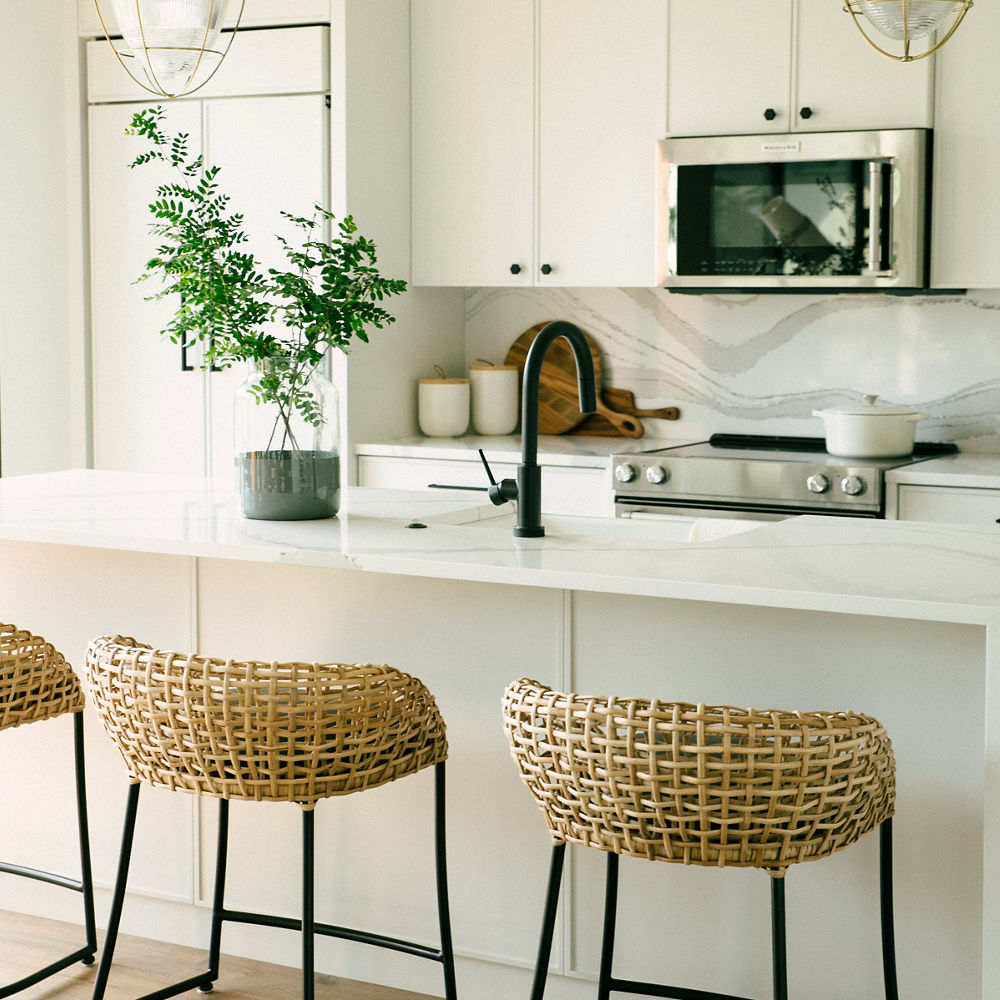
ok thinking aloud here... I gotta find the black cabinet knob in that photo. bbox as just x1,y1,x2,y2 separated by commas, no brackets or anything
800,106,813,119
540,263,553,275
763,107,777,121
509,263,521,275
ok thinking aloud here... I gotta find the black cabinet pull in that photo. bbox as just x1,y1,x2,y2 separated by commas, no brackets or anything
180,331,194,372
181,331,222,372
540,263,553,275
763,107,777,121
800,106,813,119
509,263,521,275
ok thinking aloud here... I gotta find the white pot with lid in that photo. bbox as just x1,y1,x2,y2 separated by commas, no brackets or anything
812,394,929,458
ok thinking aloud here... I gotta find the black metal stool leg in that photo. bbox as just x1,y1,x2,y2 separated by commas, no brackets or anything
91,782,141,1000
770,875,788,1000
0,711,100,999
73,711,98,964
197,798,230,994
303,808,315,1000
529,843,566,1000
434,762,458,1000
597,852,620,1000
880,818,899,1000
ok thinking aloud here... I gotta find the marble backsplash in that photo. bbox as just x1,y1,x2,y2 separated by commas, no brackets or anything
464,287,1000,451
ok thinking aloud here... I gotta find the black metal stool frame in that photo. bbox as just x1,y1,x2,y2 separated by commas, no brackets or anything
529,818,898,1000
90,760,457,1000
0,711,97,997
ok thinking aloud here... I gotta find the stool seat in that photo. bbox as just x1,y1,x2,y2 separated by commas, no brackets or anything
503,679,894,875
1,622,85,731
86,635,447,806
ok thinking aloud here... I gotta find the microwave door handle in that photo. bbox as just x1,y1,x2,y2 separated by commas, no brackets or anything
867,161,893,273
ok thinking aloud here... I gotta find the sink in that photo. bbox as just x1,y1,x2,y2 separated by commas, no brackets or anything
422,505,766,543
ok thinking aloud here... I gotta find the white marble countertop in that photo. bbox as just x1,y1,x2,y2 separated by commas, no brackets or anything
355,434,695,468
2,469,1000,626
888,452,1000,489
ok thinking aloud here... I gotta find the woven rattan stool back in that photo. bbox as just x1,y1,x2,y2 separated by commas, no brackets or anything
1,622,85,732
86,636,447,808
503,678,895,874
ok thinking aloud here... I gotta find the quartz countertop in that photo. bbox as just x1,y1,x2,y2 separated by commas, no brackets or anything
355,434,696,468
888,452,1000,489
2,469,1000,626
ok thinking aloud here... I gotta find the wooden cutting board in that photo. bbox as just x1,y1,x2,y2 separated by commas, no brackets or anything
505,322,643,437
570,388,680,436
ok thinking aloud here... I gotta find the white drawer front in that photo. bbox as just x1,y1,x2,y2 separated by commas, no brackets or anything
896,485,1000,525
357,456,612,517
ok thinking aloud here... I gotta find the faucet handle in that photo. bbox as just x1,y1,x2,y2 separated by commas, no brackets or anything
478,449,518,506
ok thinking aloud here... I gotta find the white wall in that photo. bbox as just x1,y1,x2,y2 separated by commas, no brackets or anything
0,0,88,476
465,287,1000,451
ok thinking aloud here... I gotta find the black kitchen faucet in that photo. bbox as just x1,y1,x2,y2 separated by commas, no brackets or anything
479,320,596,537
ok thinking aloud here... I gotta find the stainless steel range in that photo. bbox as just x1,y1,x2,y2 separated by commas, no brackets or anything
612,433,958,520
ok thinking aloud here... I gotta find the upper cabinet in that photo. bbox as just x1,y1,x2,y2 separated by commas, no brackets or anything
931,1,1000,288
411,0,667,287
666,0,933,137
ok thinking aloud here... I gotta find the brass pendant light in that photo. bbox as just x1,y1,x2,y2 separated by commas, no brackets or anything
93,0,246,98
844,0,972,62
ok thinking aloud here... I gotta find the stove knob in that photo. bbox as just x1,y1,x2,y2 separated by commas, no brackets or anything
645,465,669,485
614,463,638,484
841,475,866,496
806,473,830,494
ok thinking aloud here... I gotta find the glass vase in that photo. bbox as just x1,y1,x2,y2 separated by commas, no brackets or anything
234,358,341,520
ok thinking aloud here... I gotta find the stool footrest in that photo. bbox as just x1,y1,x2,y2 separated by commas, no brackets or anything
0,946,96,999
0,860,85,893
220,907,446,963
607,979,756,1000
135,971,216,1000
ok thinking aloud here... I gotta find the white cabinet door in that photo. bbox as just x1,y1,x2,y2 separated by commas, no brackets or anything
932,0,1000,288
89,94,328,478
411,0,535,287
896,485,1000,525
412,1,666,287
795,2,932,132
667,0,794,136
537,0,666,287
89,101,208,476
666,0,932,137
201,95,329,481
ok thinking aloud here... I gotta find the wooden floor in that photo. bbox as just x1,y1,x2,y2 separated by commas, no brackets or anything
0,912,434,1000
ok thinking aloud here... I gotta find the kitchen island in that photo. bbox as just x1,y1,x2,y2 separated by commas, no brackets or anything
1,469,997,1000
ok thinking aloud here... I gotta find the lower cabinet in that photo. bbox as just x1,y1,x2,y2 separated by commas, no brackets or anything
893,485,1000,525
357,455,613,517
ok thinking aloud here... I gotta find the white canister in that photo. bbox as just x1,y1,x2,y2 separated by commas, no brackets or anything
418,373,470,437
469,363,519,435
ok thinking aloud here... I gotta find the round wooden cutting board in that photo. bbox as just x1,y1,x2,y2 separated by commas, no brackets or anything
504,321,604,435
504,322,643,436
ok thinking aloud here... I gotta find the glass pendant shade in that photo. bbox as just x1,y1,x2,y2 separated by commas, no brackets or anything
93,0,245,97
845,0,972,61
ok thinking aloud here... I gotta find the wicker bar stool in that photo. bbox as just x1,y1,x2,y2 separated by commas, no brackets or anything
502,679,897,1000
85,635,457,1000
0,622,97,996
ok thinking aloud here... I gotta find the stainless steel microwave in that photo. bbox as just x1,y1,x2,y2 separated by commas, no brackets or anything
657,129,931,292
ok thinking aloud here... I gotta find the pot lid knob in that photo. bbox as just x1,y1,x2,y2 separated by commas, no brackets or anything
862,394,879,406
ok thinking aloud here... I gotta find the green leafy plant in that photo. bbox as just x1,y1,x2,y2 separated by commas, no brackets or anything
126,105,406,447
